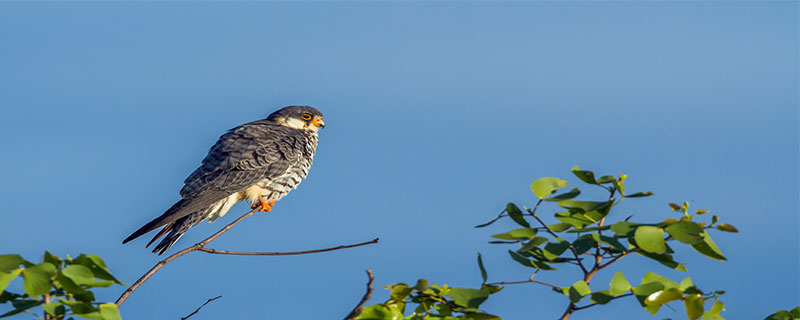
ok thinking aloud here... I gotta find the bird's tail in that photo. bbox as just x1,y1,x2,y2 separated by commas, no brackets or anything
148,212,205,255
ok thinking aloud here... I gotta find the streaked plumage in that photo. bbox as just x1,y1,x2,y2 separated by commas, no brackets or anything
123,105,324,254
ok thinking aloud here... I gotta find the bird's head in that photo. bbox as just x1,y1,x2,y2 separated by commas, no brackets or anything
267,105,325,132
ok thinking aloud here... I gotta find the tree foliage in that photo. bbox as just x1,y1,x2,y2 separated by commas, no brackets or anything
0,252,124,320
353,167,766,320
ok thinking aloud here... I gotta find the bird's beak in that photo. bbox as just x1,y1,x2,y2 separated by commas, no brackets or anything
312,118,325,129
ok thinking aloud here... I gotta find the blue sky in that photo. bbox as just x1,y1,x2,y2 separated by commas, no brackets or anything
0,2,797,319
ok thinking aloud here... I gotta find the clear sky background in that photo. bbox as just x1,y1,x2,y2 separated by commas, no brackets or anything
0,2,797,320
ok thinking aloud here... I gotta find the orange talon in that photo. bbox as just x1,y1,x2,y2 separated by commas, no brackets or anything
251,198,276,212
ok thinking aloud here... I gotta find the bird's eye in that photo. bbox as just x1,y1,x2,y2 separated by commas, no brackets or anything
301,114,312,120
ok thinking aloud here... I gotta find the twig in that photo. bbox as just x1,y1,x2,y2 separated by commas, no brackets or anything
23,310,44,320
181,295,222,320
529,199,589,275
197,238,379,255
486,278,560,289
343,270,375,320
116,208,379,307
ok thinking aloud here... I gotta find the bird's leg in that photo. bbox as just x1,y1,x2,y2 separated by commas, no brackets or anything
251,197,276,212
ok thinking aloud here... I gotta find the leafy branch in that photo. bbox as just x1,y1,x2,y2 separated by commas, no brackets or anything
476,166,739,320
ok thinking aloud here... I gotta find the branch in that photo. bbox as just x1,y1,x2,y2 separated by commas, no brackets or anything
181,295,222,320
197,238,379,255
343,270,375,320
115,208,379,307
486,278,560,289
529,199,589,275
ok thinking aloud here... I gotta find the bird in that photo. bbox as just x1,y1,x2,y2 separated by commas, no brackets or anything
123,105,325,255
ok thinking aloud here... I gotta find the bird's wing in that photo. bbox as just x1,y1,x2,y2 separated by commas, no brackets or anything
122,121,307,244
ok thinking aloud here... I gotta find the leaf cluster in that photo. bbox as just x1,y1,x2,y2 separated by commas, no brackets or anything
475,167,739,319
354,279,501,320
0,252,124,320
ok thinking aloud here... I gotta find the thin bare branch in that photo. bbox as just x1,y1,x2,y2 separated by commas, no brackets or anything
116,208,379,307
197,238,379,256
486,278,560,289
181,295,222,320
343,270,375,320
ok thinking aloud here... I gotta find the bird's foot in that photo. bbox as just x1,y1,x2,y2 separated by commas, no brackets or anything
251,198,276,212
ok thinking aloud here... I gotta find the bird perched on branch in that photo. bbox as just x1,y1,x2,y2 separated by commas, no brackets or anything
123,105,325,255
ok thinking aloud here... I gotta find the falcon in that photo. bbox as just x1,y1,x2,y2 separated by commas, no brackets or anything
123,105,325,255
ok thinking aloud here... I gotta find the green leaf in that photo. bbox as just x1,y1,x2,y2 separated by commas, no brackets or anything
389,283,411,301
625,192,653,198
0,269,22,293
0,255,25,273
691,230,726,261
43,252,61,266
567,225,611,233
765,310,796,320
481,284,503,294
610,222,638,237
447,288,489,308
491,228,537,241
636,251,687,272
609,272,631,296
684,293,704,320
716,224,738,233
613,179,626,195
791,306,800,317
544,188,581,202
73,254,120,283
477,253,487,283
668,203,682,211
598,235,627,252
679,277,694,291
589,290,613,304
571,166,596,184
642,272,680,289
665,222,704,244
98,303,122,320
555,210,603,229
61,265,95,285
558,200,611,213
0,300,42,318
548,223,572,232
543,240,570,260
508,250,554,270
505,203,530,228
531,177,569,199
572,236,596,255
458,314,501,320
635,226,666,254
710,301,724,315
355,305,394,320
55,273,88,295
596,175,616,184
520,237,549,251
43,302,64,317
645,287,683,305
568,281,591,303
632,282,664,310
22,262,56,296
